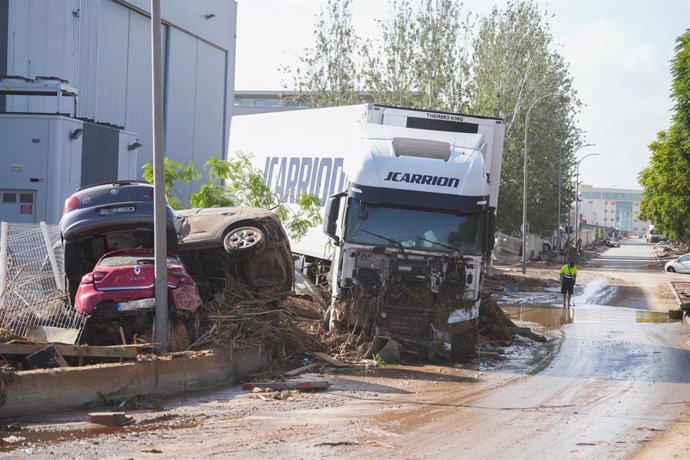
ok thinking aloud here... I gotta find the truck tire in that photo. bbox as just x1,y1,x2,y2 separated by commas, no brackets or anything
450,323,478,362
223,226,266,259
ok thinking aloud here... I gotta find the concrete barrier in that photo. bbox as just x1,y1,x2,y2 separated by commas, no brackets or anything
1,346,268,418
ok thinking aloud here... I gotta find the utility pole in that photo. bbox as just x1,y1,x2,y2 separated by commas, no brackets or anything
522,92,560,274
574,153,600,253
151,0,168,354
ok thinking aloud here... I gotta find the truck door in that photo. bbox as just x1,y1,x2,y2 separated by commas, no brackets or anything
0,190,37,224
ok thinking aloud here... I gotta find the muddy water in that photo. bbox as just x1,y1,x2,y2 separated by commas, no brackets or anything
0,421,197,453
500,276,670,327
501,304,669,327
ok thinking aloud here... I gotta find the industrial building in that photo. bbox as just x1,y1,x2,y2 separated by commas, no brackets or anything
0,0,237,224
576,184,651,238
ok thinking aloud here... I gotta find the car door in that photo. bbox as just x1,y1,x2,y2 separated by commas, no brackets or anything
678,255,690,273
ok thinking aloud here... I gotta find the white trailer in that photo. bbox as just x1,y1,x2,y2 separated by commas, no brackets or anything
228,104,505,359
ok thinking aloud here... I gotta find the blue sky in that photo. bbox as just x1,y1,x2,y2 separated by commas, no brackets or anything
235,0,690,190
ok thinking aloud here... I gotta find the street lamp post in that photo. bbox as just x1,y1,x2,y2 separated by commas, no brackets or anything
558,143,594,257
522,92,560,274
574,153,600,251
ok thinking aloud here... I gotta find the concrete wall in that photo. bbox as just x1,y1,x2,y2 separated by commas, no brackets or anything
1,346,269,417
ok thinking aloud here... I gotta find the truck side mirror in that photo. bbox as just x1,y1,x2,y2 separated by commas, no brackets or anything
323,193,345,243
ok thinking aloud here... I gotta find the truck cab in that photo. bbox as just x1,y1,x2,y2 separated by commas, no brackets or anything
321,106,504,359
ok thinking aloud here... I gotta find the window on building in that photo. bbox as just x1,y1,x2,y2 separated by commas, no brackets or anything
2,193,16,203
19,193,33,203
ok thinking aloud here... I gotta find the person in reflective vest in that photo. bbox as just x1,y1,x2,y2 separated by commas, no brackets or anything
560,260,577,308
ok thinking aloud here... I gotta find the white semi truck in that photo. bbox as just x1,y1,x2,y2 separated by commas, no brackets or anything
228,104,505,359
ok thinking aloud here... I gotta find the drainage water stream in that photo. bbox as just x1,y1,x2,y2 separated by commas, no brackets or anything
500,277,669,327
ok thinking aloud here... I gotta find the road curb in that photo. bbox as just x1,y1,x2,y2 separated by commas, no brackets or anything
1,346,268,418
668,281,690,329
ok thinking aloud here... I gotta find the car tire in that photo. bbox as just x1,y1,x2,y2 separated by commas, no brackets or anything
223,226,266,259
667,266,676,273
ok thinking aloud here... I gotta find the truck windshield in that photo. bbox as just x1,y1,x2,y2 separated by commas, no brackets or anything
344,200,482,255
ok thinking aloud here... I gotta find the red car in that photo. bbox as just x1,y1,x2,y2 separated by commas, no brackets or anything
75,249,202,345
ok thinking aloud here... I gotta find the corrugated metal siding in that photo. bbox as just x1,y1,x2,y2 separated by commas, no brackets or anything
77,0,101,120
2,0,235,205
121,0,234,50
5,0,79,113
124,10,153,172
94,0,128,127
164,28,197,164
193,43,225,163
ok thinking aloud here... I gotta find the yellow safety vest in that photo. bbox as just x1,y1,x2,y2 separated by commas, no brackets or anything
561,265,577,279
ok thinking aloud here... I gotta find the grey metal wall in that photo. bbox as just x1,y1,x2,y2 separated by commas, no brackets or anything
3,0,236,201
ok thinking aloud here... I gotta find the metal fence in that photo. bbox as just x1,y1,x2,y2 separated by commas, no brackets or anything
0,221,86,341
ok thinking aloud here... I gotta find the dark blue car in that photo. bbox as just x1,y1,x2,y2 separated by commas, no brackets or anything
59,181,176,301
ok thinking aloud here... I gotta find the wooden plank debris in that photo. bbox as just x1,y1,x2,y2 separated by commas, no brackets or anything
507,327,547,342
242,379,330,391
0,342,156,359
89,412,131,426
283,363,320,377
313,352,349,368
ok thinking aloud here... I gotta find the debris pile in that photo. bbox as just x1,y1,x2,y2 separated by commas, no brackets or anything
478,297,516,342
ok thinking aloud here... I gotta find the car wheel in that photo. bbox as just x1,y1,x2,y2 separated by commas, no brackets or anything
667,266,676,273
223,226,266,259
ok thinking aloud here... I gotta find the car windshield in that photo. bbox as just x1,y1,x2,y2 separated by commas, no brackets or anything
99,254,179,267
344,199,483,255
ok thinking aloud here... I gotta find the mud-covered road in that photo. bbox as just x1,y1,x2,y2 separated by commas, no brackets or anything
5,240,690,459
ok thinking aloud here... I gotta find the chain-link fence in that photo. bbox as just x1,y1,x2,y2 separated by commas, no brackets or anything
0,220,86,341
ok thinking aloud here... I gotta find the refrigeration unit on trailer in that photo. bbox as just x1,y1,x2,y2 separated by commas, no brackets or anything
228,104,505,359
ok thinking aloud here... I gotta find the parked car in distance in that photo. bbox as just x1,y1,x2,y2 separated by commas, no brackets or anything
665,253,690,273
75,248,202,345
174,207,294,302
59,181,177,301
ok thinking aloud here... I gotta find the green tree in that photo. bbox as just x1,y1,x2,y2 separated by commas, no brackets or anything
283,0,363,107
143,154,322,241
638,29,690,242
362,0,472,111
142,158,201,210
468,0,582,236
